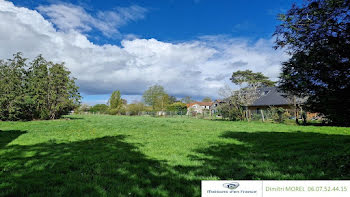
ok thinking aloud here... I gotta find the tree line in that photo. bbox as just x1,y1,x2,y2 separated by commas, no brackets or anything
0,53,80,121
77,86,208,116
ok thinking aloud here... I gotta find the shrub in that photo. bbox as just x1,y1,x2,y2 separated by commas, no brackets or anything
267,107,290,123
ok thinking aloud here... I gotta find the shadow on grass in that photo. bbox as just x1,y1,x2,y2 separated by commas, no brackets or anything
2,130,350,196
184,131,350,180
63,116,85,120
208,118,230,122
0,134,197,196
0,130,26,149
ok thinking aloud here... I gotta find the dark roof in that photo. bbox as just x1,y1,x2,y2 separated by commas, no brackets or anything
250,87,291,107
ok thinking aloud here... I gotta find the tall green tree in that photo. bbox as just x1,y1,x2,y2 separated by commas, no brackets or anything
230,70,275,106
143,85,168,111
28,55,49,119
0,53,32,120
274,0,350,125
108,90,123,115
230,70,275,90
47,62,80,119
0,53,81,121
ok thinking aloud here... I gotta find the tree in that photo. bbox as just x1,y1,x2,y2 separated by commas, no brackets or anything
202,97,212,102
0,53,31,120
166,102,187,114
121,99,127,105
230,70,275,89
126,102,145,115
230,70,275,106
218,85,245,121
28,55,49,119
47,62,80,119
108,90,123,115
181,96,194,104
168,95,177,104
143,85,168,111
274,0,350,126
90,104,109,114
77,104,91,113
0,53,80,121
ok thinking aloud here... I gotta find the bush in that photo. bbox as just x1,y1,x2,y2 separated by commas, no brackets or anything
126,103,144,116
89,104,109,114
166,102,187,115
267,107,290,123
251,113,262,121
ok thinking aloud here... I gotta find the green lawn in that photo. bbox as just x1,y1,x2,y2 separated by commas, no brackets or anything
1,115,350,196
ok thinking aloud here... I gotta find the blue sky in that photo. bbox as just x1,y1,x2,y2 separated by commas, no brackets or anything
1,0,301,105
10,0,297,43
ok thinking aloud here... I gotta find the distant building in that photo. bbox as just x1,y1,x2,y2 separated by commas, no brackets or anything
211,86,319,119
210,99,226,114
248,87,293,113
187,101,213,114
247,87,318,119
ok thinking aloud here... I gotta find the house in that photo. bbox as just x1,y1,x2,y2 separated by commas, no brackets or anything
247,86,320,119
210,99,226,114
248,86,294,114
211,86,319,120
187,101,213,115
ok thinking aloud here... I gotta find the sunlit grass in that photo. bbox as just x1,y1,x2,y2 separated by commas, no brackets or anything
1,115,350,196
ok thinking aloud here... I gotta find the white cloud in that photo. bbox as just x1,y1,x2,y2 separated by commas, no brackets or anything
0,0,288,99
36,3,146,37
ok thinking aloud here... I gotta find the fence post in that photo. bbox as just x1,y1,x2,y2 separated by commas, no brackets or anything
261,110,265,122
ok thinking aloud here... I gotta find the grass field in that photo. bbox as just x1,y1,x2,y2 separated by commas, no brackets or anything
1,115,350,196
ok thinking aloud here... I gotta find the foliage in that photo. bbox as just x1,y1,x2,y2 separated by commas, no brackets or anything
266,107,290,123
89,104,109,114
76,104,90,114
251,113,263,121
181,96,195,104
108,90,123,115
202,97,212,102
166,102,187,114
230,70,276,88
216,95,245,121
168,96,177,104
1,115,350,196
274,0,350,126
0,53,80,120
142,85,169,111
126,102,145,116
229,70,276,106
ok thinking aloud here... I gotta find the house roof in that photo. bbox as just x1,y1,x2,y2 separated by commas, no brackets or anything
249,87,291,107
187,101,213,107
